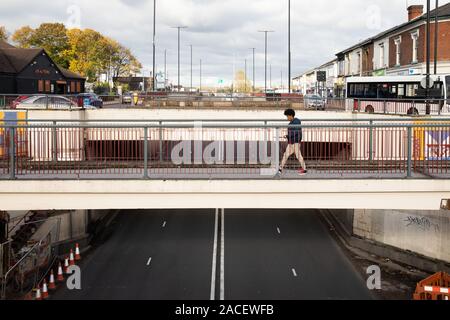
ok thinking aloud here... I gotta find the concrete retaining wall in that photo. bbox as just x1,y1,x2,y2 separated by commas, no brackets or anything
353,209,450,263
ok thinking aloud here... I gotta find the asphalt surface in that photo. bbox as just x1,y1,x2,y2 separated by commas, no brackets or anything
53,209,373,300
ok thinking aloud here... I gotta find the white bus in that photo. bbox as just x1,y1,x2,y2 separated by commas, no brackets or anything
346,75,450,115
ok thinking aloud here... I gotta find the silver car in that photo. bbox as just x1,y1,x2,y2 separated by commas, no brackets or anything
16,95,80,110
304,94,326,110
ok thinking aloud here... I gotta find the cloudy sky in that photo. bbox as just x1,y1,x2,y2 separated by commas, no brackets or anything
1,0,448,88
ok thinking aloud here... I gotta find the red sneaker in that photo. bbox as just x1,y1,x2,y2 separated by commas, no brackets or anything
298,169,307,176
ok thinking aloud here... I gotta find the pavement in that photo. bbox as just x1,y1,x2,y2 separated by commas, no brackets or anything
52,209,374,300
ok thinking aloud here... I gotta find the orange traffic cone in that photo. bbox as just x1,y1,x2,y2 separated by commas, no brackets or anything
69,249,75,266
41,280,49,299
48,270,56,290
35,286,42,301
57,262,64,282
64,256,69,273
75,243,81,261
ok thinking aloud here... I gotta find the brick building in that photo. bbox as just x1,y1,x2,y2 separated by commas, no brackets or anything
296,3,450,97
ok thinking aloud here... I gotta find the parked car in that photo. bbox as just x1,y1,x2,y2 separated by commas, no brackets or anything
122,92,133,104
10,95,29,109
77,93,103,108
304,94,326,110
15,95,80,110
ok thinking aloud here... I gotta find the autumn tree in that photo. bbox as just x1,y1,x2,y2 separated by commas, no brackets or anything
234,70,252,93
12,23,70,68
11,23,142,83
0,26,8,41
11,26,34,47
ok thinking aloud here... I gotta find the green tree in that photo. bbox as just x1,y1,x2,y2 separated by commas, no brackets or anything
0,26,8,41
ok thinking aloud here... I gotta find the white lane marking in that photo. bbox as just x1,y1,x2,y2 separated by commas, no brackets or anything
292,268,298,277
147,257,152,266
210,209,219,300
277,227,281,234
220,209,225,301
162,221,167,228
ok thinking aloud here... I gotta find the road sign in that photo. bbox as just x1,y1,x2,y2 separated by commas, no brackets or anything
316,71,326,82
420,76,437,89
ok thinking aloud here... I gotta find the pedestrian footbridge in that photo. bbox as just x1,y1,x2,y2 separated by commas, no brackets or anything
1,118,450,211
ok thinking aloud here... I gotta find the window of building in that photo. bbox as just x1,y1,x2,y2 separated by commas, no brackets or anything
394,37,402,66
356,52,361,75
411,30,419,63
76,82,81,93
70,82,75,93
45,80,51,93
379,43,385,68
406,83,419,97
38,80,44,92
398,84,405,97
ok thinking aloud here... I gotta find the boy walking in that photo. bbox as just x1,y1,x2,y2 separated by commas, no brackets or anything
278,109,307,176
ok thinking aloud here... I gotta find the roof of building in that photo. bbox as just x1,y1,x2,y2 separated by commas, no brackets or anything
60,67,85,80
0,40,85,80
337,2,450,55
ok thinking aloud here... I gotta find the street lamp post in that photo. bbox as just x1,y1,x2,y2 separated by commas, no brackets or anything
200,59,202,92
258,30,274,95
245,58,247,93
434,0,439,75
426,0,431,115
172,26,188,92
164,49,167,90
152,0,156,91
189,45,193,94
288,0,291,93
249,48,256,93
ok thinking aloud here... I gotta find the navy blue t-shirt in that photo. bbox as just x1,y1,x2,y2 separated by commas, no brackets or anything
287,118,302,144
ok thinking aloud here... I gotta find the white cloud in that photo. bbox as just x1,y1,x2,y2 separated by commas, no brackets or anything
0,0,447,87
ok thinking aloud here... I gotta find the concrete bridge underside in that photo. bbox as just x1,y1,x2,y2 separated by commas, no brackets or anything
0,179,450,211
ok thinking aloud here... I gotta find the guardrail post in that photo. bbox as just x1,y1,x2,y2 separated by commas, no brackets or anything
46,95,49,110
407,126,413,178
383,100,387,114
52,121,57,163
369,120,374,162
144,127,149,179
159,121,163,162
9,127,15,180
275,127,280,171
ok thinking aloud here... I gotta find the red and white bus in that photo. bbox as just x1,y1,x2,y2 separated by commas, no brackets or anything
346,75,450,115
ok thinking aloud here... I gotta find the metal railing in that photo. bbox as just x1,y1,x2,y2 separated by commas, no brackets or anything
1,119,450,180
1,218,60,300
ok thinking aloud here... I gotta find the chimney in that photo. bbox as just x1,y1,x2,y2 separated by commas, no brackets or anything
408,5,424,21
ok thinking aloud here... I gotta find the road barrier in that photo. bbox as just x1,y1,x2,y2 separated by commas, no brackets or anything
413,272,450,301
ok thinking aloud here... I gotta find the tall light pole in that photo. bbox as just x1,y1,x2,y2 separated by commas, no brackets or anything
434,0,439,75
426,0,431,114
249,48,256,93
152,0,156,91
199,59,202,92
189,44,193,93
164,49,167,90
270,63,272,89
258,30,274,95
172,26,188,92
245,58,247,93
288,0,292,93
